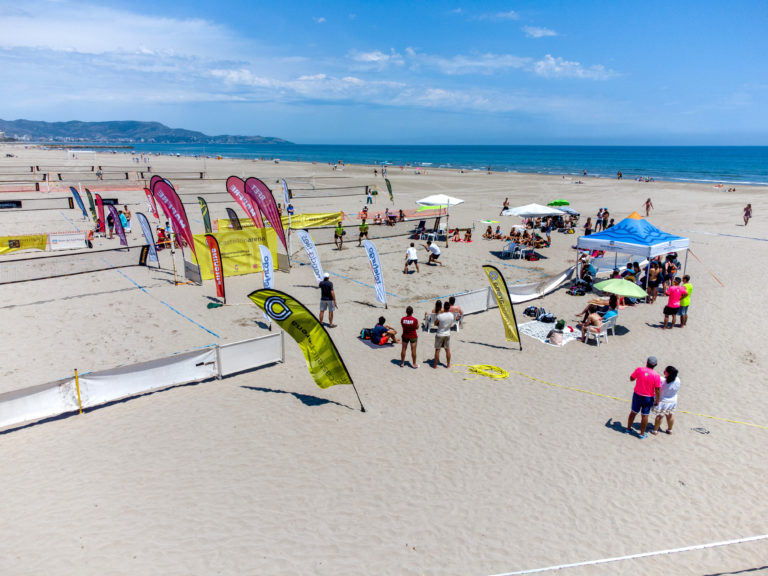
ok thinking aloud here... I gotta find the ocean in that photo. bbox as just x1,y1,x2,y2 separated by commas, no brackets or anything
121,144,768,186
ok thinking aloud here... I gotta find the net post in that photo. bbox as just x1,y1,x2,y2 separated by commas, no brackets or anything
74,369,83,414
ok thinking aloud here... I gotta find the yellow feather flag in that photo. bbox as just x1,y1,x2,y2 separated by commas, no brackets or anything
248,289,364,409
482,265,522,350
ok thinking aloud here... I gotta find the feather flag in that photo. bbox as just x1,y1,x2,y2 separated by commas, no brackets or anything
69,187,87,219
150,176,197,259
295,230,324,283
107,205,127,246
144,187,159,219
226,176,264,228
136,212,159,266
198,197,212,234
94,194,105,233
225,207,242,230
483,265,522,349
362,239,386,306
205,234,225,302
245,177,288,251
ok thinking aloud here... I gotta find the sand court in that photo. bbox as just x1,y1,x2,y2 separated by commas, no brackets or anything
0,145,767,575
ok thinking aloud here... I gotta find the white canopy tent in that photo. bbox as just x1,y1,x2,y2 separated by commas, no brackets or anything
502,203,567,218
416,195,465,247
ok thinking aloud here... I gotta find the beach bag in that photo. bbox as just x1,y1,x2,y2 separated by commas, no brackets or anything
538,312,556,323
567,286,586,296
360,328,373,340
524,306,539,318
526,253,540,261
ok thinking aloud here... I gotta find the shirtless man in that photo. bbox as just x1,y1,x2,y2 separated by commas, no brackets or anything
580,304,603,342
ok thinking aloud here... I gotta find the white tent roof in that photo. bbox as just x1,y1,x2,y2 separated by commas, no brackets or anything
416,194,465,207
503,203,566,218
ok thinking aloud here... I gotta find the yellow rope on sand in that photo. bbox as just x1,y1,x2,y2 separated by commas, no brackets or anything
452,364,510,380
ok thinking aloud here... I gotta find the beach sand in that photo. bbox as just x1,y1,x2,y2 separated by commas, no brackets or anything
0,145,767,575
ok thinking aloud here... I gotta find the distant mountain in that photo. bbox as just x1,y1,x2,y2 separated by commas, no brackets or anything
0,119,292,145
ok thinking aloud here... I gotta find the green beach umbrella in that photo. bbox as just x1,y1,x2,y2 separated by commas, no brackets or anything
480,219,499,224
547,199,570,206
593,278,648,299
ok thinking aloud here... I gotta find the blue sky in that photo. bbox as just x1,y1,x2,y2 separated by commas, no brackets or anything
1,0,766,144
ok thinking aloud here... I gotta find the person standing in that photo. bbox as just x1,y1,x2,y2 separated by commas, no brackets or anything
400,306,419,368
334,221,345,250
404,242,420,273
662,277,687,329
678,275,692,328
651,366,681,435
123,204,132,233
645,198,654,217
583,217,592,236
500,197,510,216
318,272,338,328
744,203,752,226
358,219,369,247
433,301,453,369
424,240,443,266
106,212,114,239
366,188,373,205
625,356,662,438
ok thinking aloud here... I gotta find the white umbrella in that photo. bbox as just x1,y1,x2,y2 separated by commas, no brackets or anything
416,195,464,247
503,203,566,218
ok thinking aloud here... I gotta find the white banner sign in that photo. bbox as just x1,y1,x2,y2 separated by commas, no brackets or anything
259,244,274,289
48,232,87,251
295,229,324,283
362,239,387,305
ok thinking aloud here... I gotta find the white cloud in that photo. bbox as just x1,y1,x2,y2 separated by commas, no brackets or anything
533,54,614,79
313,16,326,23
471,9,519,21
405,48,529,75
349,49,404,69
524,26,558,38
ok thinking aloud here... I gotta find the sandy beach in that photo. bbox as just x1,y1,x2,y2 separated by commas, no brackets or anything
1,144,767,575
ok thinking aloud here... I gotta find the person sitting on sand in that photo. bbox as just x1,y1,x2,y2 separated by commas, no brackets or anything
373,213,383,225
451,228,462,242
483,225,493,239
493,225,502,239
371,316,398,345
533,233,547,249
579,304,603,342
398,209,405,222
463,229,472,242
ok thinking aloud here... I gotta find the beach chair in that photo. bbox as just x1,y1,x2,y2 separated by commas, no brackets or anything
502,242,523,259
413,220,427,239
585,316,617,346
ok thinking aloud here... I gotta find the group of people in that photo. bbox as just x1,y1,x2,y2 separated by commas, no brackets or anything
625,356,681,438
103,204,132,239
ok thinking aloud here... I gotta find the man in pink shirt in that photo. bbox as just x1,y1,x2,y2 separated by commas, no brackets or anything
625,356,662,438
662,277,687,329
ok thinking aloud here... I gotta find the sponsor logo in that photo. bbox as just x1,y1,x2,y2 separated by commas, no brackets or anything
264,295,292,321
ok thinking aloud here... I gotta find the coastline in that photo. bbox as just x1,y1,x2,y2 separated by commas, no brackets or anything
0,144,767,575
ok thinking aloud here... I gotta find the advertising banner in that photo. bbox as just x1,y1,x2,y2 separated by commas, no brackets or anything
0,235,48,255
225,176,263,228
217,212,343,230
136,212,159,265
259,244,274,289
198,197,212,234
225,208,242,230
95,194,105,233
84,188,98,224
69,187,88,219
248,289,353,389
144,187,159,219
362,239,387,306
107,205,127,246
151,176,197,259
192,228,278,281
205,234,225,300
49,232,87,251
295,230,324,283
483,265,521,348
245,177,288,251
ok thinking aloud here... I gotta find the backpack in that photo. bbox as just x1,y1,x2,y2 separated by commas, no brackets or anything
538,312,556,323
567,286,586,296
524,306,539,317
360,328,373,340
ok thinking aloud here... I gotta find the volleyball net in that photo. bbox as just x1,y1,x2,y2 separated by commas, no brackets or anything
292,215,442,248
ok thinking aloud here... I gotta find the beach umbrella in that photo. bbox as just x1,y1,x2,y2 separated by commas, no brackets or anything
480,219,499,224
417,205,443,212
547,199,570,206
416,195,464,247
593,278,648,298
504,203,565,218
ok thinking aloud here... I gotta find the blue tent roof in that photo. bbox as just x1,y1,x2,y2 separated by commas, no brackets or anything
577,217,689,257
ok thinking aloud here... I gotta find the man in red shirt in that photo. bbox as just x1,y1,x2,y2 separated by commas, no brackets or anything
400,306,419,368
625,356,662,438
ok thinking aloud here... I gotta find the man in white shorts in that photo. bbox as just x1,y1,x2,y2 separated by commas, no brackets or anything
433,301,453,368
403,242,420,273
424,240,443,266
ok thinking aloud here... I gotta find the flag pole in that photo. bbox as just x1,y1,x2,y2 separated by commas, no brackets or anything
351,381,366,412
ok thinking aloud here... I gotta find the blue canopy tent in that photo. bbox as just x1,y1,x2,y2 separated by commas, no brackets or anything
576,215,690,280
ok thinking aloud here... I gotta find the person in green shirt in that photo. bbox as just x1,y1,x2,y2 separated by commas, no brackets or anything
334,221,345,250
678,274,692,328
358,219,369,247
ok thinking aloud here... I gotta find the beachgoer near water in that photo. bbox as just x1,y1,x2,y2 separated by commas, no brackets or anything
678,275,692,328
433,301,453,369
662,277,687,329
744,203,752,226
425,240,443,266
500,197,509,216
404,242,420,274
645,198,654,217
400,306,419,368
626,356,662,438
651,366,681,435
318,272,338,328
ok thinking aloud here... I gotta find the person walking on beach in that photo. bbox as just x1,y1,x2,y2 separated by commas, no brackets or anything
744,203,752,226
334,221,345,250
645,198,654,217
404,242,420,274
424,240,443,266
433,301,453,369
358,219,369,247
500,197,509,216
318,272,338,328
625,356,662,438
662,277,687,329
651,366,680,435
400,306,419,368
678,275,692,328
